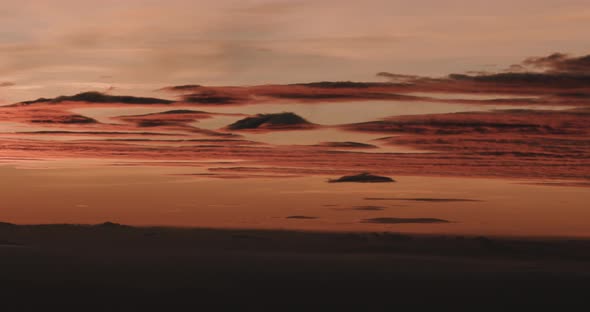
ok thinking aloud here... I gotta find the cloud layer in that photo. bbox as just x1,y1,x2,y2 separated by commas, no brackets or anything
1,52,589,184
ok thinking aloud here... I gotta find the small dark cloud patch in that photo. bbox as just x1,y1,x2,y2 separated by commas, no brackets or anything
269,93,356,100
447,72,590,87
376,72,421,83
113,110,235,135
101,138,253,144
30,114,97,124
364,197,480,202
95,221,128,229
158,109,207,115
18,130,180,136
178,89,245,105
227,112,315,130
293,81,390,88
344,109,586,136
268,92,423,101
329,173,395,183
124,110,208,117
522,53,590,74
363,217,450,224
0,81,15,87
135,120,176,127
316,141,377,149
163,86,247,104
286,216,318,220
18,92,174,105
352,205,386,211
183,94,239,104
377,53,590,95
162,84,202,92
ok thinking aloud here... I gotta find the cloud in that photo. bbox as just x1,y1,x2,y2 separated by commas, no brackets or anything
352,205,386,211
328,173,395,183
161,84,429,105
156,54,590,107
376,53,590,96
343,108,590,136
29,114,97,124
112,109,242,137
375,72,421,83
17,91,173,105
226,112,316,131
522,53,590,74
339,108,590,181
364,198,480,202
160,85,202,92
286,215,318,220
0,81,15,87
315,142,377,149
2,104,589,183
3,51,590,185
362,217,450,224
182,91,243,105
293,81,389,88
16,130,180,136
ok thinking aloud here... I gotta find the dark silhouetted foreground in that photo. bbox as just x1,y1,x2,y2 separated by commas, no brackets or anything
1,222,589,310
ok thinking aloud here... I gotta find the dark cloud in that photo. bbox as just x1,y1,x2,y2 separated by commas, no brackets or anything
522,53,590,74
111,109,240,137
132,109,209,115
265,91,422,101
328,173,395,183
375,72,421,83
352,206,386,211
160,85,202,92
17,91,174,105
449,53,590,88
376,53,590,96
0,81,15,87
344,109,589,136
158,54,590,106
174,88,248,105
446,72,590,87
338,108,590,181
227,112,316,131
293,81,389,88
315,142,377,149
115,110,214,126
99,138,255,144
364,198,480,202
17,130,180,136
183,94,240,104
161,84,429,105
504,64,527,73
29,114,97,124
362,217,450,224
0,104,103,127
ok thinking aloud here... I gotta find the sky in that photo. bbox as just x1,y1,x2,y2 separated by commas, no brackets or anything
1,0,590,103
1,0,590,236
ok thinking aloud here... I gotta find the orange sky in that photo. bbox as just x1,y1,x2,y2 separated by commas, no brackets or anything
2,0,590,103
1,1,589,236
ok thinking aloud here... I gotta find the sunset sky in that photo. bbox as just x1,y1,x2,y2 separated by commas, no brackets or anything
1,0,589,236
2,0,590,103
